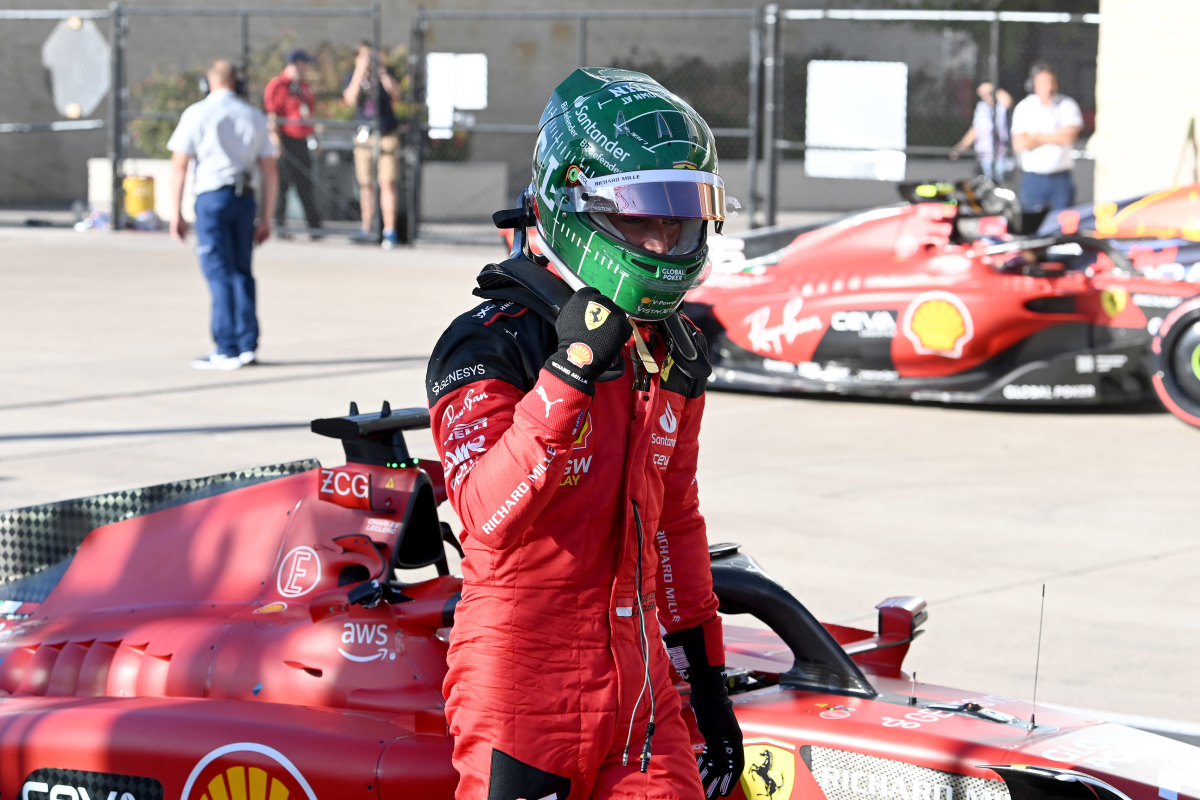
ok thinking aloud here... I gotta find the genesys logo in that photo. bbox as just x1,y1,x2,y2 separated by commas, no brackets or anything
183,743,318,800
22,768,164,800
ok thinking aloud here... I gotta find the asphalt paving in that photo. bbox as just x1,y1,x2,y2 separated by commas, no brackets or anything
2,226,1198,726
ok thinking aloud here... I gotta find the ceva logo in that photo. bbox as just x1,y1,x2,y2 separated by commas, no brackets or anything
659,403,678,434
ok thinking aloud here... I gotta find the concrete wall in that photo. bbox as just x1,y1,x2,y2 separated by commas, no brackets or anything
1091,0,1200,200
420,161,507,221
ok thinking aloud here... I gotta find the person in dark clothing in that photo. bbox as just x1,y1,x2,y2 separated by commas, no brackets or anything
342,41,402,248
264,49,322,236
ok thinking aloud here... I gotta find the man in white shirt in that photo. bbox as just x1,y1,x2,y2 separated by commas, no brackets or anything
1011,63,1082,214
168,60,279,371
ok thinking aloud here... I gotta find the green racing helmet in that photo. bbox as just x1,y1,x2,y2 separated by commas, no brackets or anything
530,68,737,321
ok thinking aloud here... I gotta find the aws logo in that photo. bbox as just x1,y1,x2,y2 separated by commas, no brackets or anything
184,744,317,800
339,622,396,663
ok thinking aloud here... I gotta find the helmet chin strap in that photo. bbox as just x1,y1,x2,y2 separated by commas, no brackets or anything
537,222,589,292
538,222,660,375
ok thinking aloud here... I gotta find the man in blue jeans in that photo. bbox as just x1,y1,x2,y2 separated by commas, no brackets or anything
168,60,279,370
1011,63,1082,215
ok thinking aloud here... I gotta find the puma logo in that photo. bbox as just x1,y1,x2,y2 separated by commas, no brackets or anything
535,385,564,418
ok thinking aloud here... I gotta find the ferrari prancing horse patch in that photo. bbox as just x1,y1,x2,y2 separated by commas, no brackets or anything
584,301,611,330
741,738,795,800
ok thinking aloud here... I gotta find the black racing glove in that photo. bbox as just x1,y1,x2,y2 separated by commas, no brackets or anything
664,625,744,798
545,288,632,396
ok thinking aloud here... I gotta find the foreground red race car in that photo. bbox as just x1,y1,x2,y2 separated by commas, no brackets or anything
682,185,1200,428
1,409,1197,800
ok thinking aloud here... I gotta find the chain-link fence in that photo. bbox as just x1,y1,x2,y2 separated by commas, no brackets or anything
405,8,763,244
761,7,1100,224
2,5,1102,242
116,5,391,238
0,5,405,239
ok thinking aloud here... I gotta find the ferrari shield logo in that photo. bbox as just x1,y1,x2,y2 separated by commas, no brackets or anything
661,354,675,382
585,301,610,330
1101,287,1128,318
741,739,794,800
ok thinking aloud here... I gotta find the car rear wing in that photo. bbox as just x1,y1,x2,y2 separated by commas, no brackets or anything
311,402,430,468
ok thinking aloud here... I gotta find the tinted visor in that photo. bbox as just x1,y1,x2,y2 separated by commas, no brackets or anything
564,169,734,221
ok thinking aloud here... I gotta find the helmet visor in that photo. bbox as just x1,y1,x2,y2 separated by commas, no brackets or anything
563,169,735,221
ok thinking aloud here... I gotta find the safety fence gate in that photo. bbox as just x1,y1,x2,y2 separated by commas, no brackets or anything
404,8,764,244
759,6,1101,225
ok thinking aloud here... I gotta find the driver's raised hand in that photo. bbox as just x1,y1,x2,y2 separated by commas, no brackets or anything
545,288,632,396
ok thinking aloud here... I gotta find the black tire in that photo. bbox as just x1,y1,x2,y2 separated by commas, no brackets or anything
1152,294,1200,428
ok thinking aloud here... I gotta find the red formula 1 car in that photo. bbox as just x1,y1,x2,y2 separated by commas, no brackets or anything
1,409,1198,800
683,184,1200,428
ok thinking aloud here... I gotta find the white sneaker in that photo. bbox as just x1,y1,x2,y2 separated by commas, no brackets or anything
238,350,257,365
192,352,242,371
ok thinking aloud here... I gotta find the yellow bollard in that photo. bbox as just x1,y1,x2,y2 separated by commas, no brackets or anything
123,175,155,217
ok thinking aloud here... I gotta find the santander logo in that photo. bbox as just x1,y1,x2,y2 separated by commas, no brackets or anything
659,403,678,434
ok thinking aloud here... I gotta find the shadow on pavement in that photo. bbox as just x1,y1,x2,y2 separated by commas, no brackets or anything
0,422,311,442
0,355,430,413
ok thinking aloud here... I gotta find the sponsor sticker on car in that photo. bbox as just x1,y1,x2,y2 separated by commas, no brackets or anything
902,291,974,358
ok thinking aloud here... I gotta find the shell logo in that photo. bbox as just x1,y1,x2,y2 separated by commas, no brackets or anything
199,766,291,800
253,602,287,615
566,342,594,367
183,744,318,800
902,291,974,358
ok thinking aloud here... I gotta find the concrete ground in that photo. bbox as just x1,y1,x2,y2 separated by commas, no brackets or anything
2,227,1199,727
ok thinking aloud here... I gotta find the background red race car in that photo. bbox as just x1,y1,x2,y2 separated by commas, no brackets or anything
0,408,1197,800
682,182,1200,429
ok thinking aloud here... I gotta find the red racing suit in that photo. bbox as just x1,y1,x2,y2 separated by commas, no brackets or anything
426,284,725,800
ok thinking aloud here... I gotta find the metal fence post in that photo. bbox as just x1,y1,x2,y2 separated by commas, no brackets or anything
762,4,779,227
578,17,588,68
108,1,126,230
746,7,762,229
989,13,1001,176
405,7,426,244
240,12,250,87
372,3,384,239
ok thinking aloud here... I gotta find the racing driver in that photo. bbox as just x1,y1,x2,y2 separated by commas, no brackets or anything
425,68,743,800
